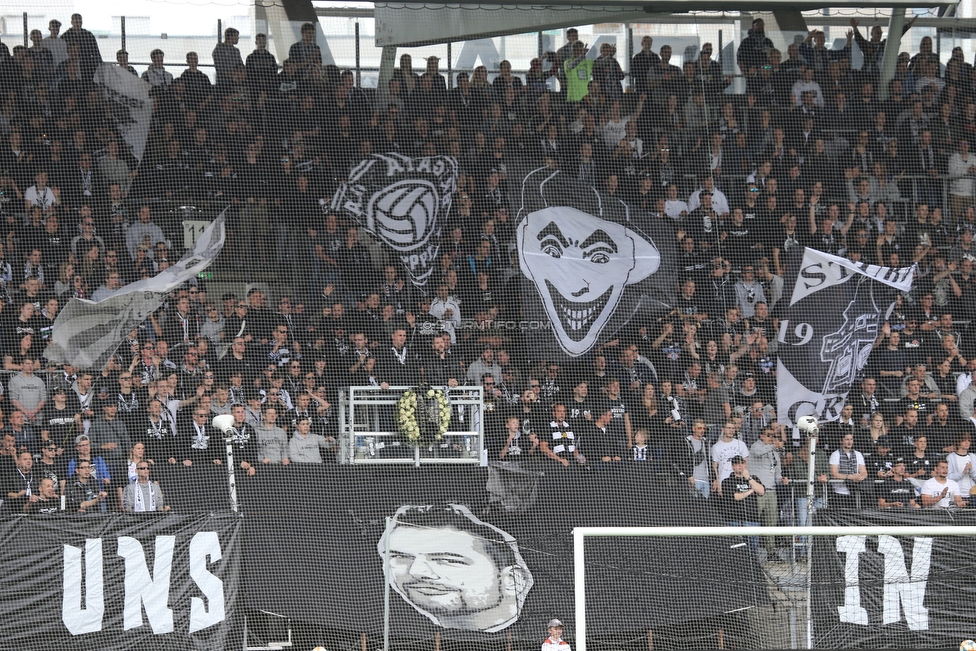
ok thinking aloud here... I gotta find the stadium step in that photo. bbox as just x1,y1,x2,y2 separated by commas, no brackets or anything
244,609,294,650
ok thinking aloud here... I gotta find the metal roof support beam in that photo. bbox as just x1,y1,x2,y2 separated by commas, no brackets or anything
878,7,906,100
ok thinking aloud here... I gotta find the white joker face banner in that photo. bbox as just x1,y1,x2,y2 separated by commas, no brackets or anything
516,170,664,357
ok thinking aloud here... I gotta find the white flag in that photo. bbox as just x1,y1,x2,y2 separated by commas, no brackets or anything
93,63,154,162
44,214,226,370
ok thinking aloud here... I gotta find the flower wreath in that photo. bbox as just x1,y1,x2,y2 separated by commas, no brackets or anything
396,386,452,444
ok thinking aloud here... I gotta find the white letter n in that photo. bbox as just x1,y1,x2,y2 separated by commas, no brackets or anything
877,535,931,631
117,535,175,634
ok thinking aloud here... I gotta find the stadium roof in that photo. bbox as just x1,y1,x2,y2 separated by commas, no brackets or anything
372,2,957,47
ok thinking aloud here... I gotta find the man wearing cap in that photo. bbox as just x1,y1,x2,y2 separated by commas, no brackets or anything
868,435,899,480
34,440,67,494
722,455,765,553
877,460,920,508
737,19,774,76
542,619,570,651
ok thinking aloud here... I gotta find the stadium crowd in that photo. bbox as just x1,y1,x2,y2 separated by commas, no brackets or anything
2,15,976,523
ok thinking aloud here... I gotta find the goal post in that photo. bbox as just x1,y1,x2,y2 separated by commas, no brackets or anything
573,525,976,651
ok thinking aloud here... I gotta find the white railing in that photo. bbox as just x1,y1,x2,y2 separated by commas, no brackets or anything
338,385,485,466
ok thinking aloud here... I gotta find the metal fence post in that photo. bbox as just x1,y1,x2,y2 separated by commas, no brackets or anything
355,21,361,86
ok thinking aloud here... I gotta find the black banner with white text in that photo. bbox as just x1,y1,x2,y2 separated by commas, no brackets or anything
813,509,976,649
0,512,242,651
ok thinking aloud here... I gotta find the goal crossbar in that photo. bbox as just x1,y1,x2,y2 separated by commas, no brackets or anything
572,525,976,651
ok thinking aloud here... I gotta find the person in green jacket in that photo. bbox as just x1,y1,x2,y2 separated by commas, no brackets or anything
564,41,594,104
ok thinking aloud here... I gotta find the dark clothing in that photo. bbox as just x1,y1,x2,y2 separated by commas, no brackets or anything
34,458,68,490
878,477,917,506
376,345,421,387
5,467,34,512
722,473,762,522
581,423,621,461
67,478,103,512
136,415,179,464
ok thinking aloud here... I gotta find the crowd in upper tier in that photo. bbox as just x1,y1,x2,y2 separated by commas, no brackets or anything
1,14,976,516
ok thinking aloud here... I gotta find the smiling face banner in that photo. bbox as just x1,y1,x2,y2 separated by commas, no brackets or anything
516,168,676,359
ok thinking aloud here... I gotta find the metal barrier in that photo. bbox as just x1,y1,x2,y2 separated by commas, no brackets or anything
338,385,484,466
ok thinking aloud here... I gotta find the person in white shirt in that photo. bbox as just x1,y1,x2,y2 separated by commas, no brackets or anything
948,139,976,221
829,432,868,508
946,433,976,497
687,176,730,217
542,619,571,651
596,93,646,149
956,358,976,395
125,205,171,260
23,171,60,217
428,283,461,344
920,459,967,507
664,183,689,220
41,19,68,66
791,67,825,107
711,420,748,494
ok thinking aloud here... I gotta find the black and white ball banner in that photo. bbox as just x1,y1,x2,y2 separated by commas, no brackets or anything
777,247,914,429
332,153,458,287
